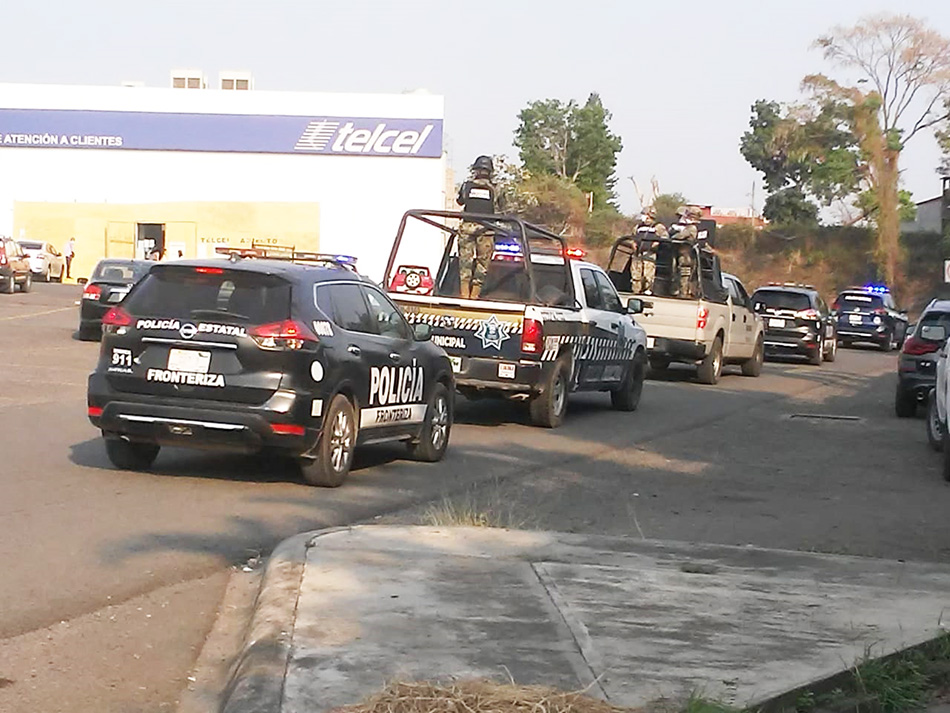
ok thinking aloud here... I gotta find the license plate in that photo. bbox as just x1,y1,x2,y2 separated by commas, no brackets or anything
107,290,128,303
647,337,655,349
498,363,516,379
849,314,863,324
167,349,211,374
449,356,462,373
768,318,785,328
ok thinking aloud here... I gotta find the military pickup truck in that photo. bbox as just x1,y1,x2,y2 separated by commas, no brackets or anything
605,234,764,384
384,210,648,428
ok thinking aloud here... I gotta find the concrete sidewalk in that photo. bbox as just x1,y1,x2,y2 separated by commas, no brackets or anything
221,526,950,713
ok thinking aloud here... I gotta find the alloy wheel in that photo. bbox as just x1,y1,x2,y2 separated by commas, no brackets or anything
329,409,353,472
429,394,449,450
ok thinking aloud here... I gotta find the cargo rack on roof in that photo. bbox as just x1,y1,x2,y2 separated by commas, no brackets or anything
214,242,359,272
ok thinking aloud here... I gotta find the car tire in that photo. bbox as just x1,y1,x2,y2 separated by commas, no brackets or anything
927,393,945,452
1,275,14,294
44,266,51,282
77,323,101,341
808,339,823,366
407,382,453,462
612,349,646,411
19,272,31,293
696,336,723,385
880,332,893,352
648,357,670,373
299,394,355,487
942,426,950,482
822,334,837,363
530,354,570,428
56,266,64,283
104,437,160,470
895,384,917,418
741,336,764,377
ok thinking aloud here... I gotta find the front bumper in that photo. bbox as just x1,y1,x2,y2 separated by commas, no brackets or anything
454,355,545,394
647,337,706,363
87,373,321,455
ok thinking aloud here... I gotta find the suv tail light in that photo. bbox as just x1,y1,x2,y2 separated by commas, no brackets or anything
696,306,709,330
521,318,543,354
101,307,133,334
902,336,941,356
250,320,316,350
797,308,820,320
82,283,102,300
873,307,888,315
0,243,6,266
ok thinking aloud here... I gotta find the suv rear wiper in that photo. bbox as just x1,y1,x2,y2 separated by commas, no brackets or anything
189,309,250,321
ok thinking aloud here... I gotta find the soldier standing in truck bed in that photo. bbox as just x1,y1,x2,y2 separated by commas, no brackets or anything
671,206,702,298
456,155,504,299
630,206,668,294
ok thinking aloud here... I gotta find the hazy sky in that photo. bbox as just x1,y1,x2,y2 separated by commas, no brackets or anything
3,0,950,214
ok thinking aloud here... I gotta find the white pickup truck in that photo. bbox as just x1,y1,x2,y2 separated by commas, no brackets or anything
605,234,764,384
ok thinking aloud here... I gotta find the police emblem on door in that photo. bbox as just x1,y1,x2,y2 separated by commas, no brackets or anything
475,315,511,350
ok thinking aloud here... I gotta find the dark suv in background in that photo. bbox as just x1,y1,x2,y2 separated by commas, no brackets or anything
834,286,908,351
750,284,837,365
896,298,950,417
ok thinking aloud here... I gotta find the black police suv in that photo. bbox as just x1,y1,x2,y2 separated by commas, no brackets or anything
87,256,455,487
750,284,837,365
78,259,154,341
896,298,950,417
833,286,908,351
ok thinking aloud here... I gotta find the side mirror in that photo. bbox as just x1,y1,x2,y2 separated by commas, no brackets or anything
920,324,947,342
77,277,88,285
413,322,432,341
626,297,644,314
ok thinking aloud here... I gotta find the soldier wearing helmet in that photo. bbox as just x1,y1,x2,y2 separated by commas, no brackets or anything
671,205,702,297
631,206,668,294
456,155,504,299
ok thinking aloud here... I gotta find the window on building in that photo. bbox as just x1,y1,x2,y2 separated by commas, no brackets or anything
172,77,186,89
186,77,201,89
222,78,234,90
235,79,249,90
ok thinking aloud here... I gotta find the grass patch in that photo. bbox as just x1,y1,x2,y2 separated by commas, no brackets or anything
421,485,531,530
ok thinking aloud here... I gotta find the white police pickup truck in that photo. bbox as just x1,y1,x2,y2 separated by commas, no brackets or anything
384,210,649,428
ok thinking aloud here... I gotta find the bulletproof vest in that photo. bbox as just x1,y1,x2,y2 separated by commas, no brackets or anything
460,178,497,214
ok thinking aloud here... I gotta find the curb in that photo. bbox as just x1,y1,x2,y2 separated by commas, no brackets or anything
219,527,348,713
750,633,948,713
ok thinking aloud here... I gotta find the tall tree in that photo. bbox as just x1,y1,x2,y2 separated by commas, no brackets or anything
513,93,623,209
808,14,950,288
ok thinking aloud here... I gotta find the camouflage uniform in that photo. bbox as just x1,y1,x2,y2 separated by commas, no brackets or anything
457,155,502,298
671,206,702,298
630,207,668,294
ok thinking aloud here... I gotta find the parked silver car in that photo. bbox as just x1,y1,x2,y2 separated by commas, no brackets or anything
17,240,65,282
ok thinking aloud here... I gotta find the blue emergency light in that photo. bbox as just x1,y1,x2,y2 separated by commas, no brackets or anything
493,241,522,255
863,284,890,294
334,255,358,265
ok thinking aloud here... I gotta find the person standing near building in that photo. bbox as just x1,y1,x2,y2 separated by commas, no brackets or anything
456,155,504,299
63,237,76,280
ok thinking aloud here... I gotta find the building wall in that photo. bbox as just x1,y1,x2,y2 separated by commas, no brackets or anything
0,83,446,281
14,200,321,281
901,197,942,234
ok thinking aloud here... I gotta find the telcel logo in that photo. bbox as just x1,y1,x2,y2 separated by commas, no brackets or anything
295,120,435,155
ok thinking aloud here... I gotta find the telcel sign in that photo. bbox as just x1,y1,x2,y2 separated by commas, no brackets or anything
0,109,443,158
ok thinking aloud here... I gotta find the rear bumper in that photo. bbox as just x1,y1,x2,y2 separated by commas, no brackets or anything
897,371,936,400
648,337,706,363
454,356,545,394
763,329,820,356
87,373,321,455
837,324,888,342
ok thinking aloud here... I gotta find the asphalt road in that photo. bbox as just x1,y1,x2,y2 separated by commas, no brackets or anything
0,283,944,713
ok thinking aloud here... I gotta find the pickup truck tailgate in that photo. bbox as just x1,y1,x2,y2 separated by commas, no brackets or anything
636,295,698,341
393,294,525,362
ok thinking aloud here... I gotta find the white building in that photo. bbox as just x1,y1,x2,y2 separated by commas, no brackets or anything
0,80,447,281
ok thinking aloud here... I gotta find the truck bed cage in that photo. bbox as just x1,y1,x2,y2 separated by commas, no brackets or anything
214,242,359,272
385,210,575,306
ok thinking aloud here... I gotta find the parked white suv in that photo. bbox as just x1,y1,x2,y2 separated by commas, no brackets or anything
924,322,950,479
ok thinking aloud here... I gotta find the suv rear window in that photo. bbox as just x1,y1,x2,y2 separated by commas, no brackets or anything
123,266,292,325
837,293,883,312
92,260,152,282
752,290,811,312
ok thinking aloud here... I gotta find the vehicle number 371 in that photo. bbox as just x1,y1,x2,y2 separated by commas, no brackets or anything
112,348,133,368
